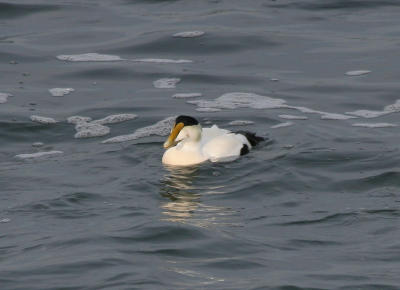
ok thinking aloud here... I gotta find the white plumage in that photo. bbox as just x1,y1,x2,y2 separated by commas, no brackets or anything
162,116,257,166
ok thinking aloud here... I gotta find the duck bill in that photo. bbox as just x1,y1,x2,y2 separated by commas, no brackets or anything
163,122,184,149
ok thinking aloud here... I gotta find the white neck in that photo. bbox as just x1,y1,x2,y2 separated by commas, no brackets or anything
176,125,202,148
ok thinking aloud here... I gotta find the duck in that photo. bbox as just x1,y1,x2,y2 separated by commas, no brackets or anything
162,115,264,166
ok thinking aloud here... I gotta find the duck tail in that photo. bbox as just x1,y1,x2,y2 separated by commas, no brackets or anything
235,131,265,146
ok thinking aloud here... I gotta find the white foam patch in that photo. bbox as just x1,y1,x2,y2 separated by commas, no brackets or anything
345,70,371,76
278,114,308,120
228,120,255,126
153,78,181,89
352,123,397,128
289,106,356,120
102,116,175,144
32,142,44,147
188,92,358,121
15,151,63,159
196,108,221,112
68,115,109,138
187,92,351,119
132,58,192,64
173,93,202,99
0,218,11,223
0,93,11,104
347,99,400,119
271,122,294,129
49,88,74,97
67,116,93,124
188,92,287,110
30,115,58,124
320,112,357,120
173,31,205,38
68,114,138,139
57,53,123,62
74,122,110,138
93,114,138,125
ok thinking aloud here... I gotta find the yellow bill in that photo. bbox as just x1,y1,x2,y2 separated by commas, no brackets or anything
163,122,184,149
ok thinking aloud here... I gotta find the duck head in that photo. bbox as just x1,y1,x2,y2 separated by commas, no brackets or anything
163,115,201,149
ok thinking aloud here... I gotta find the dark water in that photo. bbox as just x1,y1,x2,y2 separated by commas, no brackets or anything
1,1,400,289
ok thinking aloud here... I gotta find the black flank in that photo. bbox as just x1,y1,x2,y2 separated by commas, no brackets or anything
240,144,250,155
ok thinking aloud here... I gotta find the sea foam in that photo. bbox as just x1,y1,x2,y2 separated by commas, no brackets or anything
271,122,294,129
173,31,205,38
187,92,355,120
30,115,58,124
49,88,74,97
153,78,181,89
196,108,222,112
68,114,137,139
57,53,123,62
15,151,63,159
187,92,287,110
74,122,110,138
228,120,255,126
278,114,308,120
352,123,397,128
0,93,12,104
102,116,175,144
172,93,202,99
67,116,93,124
345,70,371,76
347,99,400,119
93,114,138,125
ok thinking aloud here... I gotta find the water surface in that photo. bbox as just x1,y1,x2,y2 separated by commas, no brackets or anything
1,0,400,289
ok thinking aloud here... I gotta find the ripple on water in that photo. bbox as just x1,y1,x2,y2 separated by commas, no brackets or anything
110,34,280,56
0,2,59,19
279,212,358,227
131,58,192,64
266,1,400,10
11,192,105,221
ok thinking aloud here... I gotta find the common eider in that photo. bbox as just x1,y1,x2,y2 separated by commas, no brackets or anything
162,115,264,166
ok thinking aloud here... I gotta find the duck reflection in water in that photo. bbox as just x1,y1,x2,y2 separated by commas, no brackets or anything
159,165,238,227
